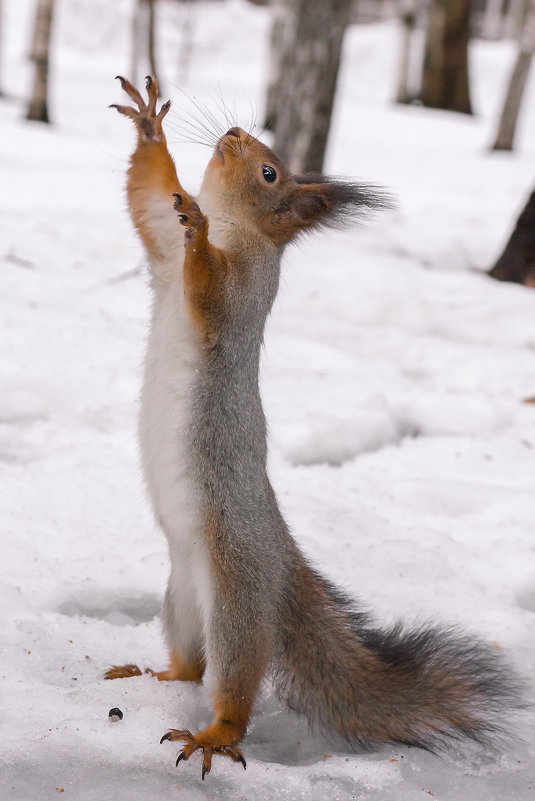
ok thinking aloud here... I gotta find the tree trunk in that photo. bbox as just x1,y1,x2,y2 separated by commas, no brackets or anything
482,0,504,39
177,0,195,84
131,0,143,85
491,0,535,151
396,0,418,104
504,0,527,38
26,0,55,123
270,0,352,174
420,0,473,114
263,0,288,129
488,188,535,286
130,0,160,88
146,0,160,88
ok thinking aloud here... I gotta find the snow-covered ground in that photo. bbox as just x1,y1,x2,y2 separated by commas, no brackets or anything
1,1,534,799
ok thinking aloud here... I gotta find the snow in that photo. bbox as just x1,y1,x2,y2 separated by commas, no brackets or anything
1,1,534,799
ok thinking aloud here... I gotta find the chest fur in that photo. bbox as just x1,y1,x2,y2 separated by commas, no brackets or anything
139,274,201,540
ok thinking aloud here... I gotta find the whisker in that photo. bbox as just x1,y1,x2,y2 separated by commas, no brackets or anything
168,115,223,148
186,91,227,138
166,130,216,148
170,136,215,148
169,114,219,146
244,100,258,148
167,83,225,144
163,83,265,156
213,82,232,131
232,97,239,130
184,107,221,142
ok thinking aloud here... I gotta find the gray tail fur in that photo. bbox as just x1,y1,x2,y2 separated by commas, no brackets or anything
273,558,521,751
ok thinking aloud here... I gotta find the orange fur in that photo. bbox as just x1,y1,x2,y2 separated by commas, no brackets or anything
152,650,205,683
127,138,191,260
111,75,193,262
173,195,228,342
105,663,143,680
161,686,253,778
105,650,205,683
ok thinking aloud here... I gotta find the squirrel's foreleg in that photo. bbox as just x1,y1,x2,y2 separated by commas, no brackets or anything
112,76,193,270
173,194,228,340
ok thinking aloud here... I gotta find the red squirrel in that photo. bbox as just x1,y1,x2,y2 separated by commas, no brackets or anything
106,77,520,780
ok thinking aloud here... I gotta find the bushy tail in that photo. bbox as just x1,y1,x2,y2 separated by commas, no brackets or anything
273,558,521,751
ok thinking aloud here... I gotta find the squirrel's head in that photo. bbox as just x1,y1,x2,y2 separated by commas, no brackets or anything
199,127,391,246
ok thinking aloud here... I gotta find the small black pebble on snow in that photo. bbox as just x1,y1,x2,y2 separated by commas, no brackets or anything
109,707,123,722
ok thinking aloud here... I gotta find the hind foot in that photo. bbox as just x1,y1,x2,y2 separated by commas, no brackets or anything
161,727,246,780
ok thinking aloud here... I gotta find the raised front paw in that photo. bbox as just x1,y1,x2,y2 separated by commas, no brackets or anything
172,193,207,241
160,728,246,780
110,75,170,142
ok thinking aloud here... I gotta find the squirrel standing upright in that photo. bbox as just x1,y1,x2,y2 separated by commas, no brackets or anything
106,77,519,779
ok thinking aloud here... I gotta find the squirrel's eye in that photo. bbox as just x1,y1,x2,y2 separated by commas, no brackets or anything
262,164,277,184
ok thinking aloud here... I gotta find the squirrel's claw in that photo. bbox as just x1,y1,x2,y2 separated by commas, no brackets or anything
115,75,147,111
161,728,246,779
111,76,169,142
155,99,171,122
160,728,192,744
201,750,212,780
145,75,159,115
109,104,137,120
174,199,206,241
224,748,247,769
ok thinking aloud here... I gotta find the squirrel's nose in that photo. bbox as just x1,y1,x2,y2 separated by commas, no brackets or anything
225,127,242,139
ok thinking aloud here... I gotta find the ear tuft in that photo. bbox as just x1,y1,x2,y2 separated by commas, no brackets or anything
268,176,394,244
294,175,395,232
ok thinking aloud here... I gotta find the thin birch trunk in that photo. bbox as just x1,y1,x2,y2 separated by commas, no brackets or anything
264,0,288,129
26,0,55,123
131,0,160,88
491,0,535,151
146,0,160,88
131,0,144,85
396,0,418,104
177,0,195,84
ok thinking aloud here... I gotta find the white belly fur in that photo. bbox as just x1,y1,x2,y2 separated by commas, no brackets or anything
139,254,212,650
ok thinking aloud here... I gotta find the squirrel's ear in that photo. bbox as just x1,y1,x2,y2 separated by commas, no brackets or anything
270,177,393,243
288,185,330,225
